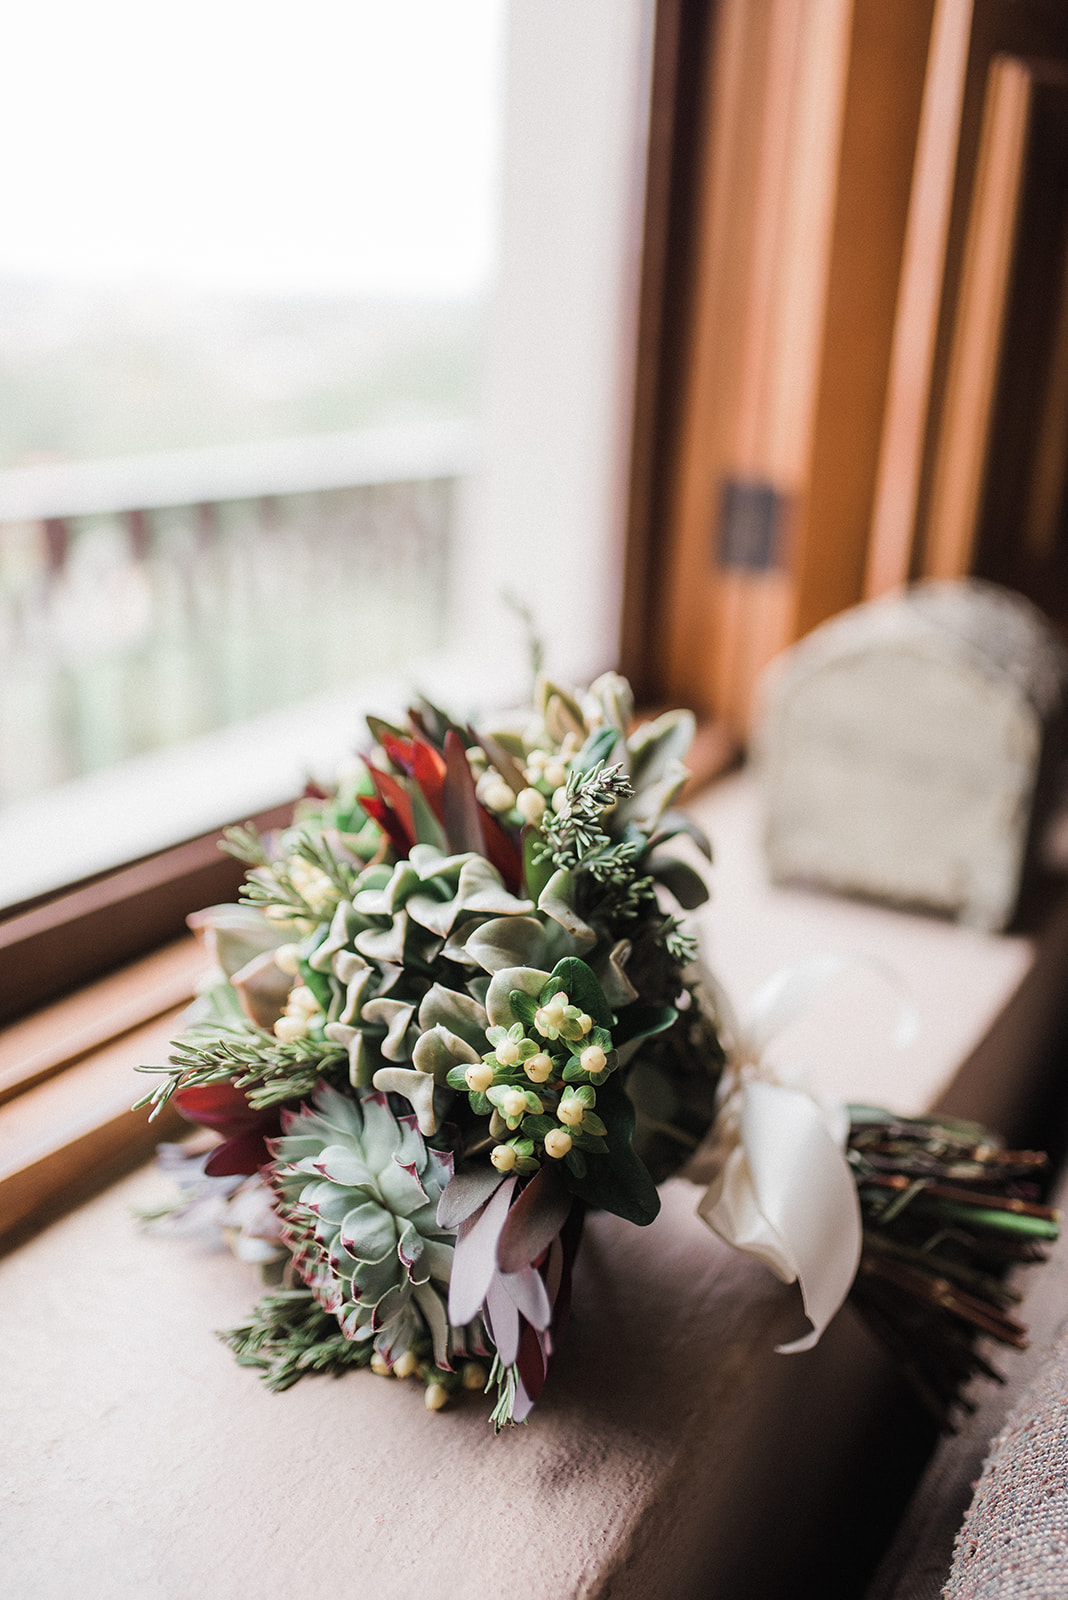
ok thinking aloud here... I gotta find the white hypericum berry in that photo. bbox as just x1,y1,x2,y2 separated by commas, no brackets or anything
495,1038,522,1068
581,1044,607,1075
274,943,301,975
424,1383,449,1412
476,770,515,813
576,1013,593,1036
393,1350,419,1379
288,858,335,914
552,786,569,816
545,761,568,790
515,787,546,825
557,1096,585,1127
461,1361,487,1390
465,1062,495,1093
524,1052,554,1084
273,1014,308,1043
500,1088,529,1121
370,1353,391,1377
544,1128,573,1160
490,1144,518,1172
287,985,319,1015
535,993,569,1037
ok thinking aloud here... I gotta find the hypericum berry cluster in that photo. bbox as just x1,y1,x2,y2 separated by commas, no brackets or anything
446,986,615,1179
465,730,583,829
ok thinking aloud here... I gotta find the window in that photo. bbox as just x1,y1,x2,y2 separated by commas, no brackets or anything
0,0,503,904
1,1,654,915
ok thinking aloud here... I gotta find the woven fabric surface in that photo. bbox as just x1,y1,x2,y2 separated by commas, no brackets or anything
865,1155,1068,1600
943,1327,1068,1599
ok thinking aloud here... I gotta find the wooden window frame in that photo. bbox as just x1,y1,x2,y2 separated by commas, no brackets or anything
0,803,294,1242
623,0,1068,734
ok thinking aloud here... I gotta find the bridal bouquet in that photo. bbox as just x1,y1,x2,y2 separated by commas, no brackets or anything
137,674,1058,1428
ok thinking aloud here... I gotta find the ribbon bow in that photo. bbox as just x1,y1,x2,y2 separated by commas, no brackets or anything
697,953,916,1353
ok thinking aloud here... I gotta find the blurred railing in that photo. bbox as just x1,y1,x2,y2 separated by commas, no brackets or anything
0,421,479,809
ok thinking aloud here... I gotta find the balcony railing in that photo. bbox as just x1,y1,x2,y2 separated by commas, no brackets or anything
0,420,479,811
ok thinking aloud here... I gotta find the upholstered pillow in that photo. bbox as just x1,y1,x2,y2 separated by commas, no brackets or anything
944,1327,1068,1599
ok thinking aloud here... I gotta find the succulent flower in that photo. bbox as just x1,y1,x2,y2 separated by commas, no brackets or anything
270,1084,460,1368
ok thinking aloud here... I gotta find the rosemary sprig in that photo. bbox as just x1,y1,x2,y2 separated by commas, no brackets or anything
219,1289,372,1392
134,1028,346,1117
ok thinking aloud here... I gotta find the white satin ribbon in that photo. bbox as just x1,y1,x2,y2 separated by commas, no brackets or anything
697,953,917,1353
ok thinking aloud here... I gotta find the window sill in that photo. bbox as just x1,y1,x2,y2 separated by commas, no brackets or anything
0,939,196,1243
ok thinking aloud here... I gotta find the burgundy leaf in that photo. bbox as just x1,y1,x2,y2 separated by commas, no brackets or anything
379,732,415,775
204,1128,278,1177
442,730,486,856
497,1162,572,1275
478,807,525,896
366,764,416,845
411,738,447,823
359,793,413,859
174,1082,260,1129
544,1235,564,1306
175,1083,281,1176
515,1318,550,1407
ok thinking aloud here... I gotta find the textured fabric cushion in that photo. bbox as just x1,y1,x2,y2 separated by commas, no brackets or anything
944,1329,1068,1598
865,1156,1068,1600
